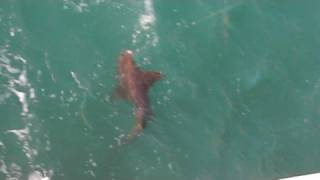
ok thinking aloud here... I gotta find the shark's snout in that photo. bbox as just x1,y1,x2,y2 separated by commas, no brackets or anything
121,50,133,56
125,50,133,55
120,50,134,61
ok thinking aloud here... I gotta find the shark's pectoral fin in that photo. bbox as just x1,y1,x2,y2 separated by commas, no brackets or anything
111,85,128,101
141,71,162,88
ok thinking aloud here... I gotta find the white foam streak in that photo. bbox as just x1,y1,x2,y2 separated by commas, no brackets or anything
0,63,20,74
7,163,22,179
7,128,29,141
18,69,28,86
1,23,52,180
0,49,10,64
133,0,159,47
28,170,51,180
14,55,27,64
63,0,89,13
30,88,36,99
9,88,29,115
7,127,38,161
140,0,155,30
70,71,88,91
0,160,8,175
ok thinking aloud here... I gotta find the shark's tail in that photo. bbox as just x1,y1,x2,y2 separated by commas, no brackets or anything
119,124,144,146
114,107,152,147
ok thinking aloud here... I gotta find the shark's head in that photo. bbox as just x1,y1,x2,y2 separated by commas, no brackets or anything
120,50,133,61
125,49,133,55
118,50,135,73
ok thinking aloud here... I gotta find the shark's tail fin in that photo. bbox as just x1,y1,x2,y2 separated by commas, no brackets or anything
118,124,144,146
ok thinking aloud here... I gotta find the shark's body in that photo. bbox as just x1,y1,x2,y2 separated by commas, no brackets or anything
114,50,162,144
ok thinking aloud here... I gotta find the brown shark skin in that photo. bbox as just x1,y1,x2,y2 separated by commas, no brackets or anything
115,50,162,145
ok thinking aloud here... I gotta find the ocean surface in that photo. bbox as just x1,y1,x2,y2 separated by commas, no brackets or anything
1,0,320,180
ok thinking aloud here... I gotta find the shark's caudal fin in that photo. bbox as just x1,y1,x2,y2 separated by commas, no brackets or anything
141,71,162,89
118,123,144,146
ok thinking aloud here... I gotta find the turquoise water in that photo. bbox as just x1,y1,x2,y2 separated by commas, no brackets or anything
1,0,320,179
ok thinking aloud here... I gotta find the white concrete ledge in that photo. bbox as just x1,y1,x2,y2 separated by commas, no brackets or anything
280,173,320,180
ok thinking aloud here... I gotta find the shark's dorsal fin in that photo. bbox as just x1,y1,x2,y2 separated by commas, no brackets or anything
141,71,162,89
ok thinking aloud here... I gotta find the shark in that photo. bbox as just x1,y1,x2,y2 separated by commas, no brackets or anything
112,50,162,145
